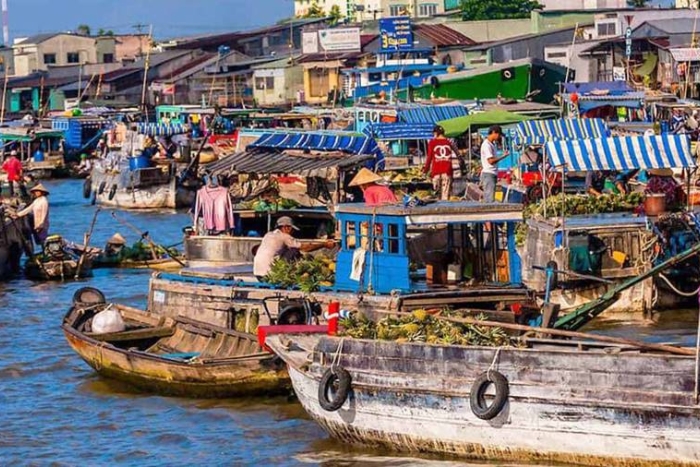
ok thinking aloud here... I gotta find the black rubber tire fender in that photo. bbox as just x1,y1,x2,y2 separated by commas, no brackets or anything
91,190,97,205
97,180,107,195
318,367,352,412
72,286,106,307
82,178,92,199
108,184,118,200
470,370,509,421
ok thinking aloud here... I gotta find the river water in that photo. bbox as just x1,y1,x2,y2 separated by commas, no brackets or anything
0,180,697,466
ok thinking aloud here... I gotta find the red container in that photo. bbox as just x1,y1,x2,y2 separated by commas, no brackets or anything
327,302,340,335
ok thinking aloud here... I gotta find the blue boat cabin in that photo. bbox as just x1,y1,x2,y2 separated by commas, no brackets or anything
334,201,523,294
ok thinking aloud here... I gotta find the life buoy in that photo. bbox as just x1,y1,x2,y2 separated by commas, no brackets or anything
318,367,351,412
98,181,107,195
470,371,509,420
82,179,91,199
108,184,118,200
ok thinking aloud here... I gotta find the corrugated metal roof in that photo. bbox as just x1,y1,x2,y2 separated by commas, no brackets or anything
414,24,475,48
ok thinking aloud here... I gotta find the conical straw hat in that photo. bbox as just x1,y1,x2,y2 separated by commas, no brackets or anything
349,168,383,187
107,233,127,245
29,183,49,194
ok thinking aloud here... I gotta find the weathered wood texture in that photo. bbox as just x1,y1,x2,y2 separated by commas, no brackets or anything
268,334,700,466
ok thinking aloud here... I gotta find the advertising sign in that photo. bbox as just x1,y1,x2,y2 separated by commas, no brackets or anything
302,28,360,54
302,31,319,54
670,48,700,62
379,17,413,52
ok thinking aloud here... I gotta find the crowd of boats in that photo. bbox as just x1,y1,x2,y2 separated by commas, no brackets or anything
4,84,700,464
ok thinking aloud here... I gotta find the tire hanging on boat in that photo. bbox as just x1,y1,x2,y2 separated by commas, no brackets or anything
318,367,352,412
82,179,92,199
470,371,509,420
108,184,118,201
98,181,107,195
72,287,106,307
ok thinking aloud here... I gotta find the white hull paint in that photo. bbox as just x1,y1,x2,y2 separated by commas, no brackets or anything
90,171,192,210
271,337,700,467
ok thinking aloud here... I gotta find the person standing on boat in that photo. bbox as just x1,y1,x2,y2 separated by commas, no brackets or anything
480,126,509,203
2,151,23,197
13,184,50,246
253,217,335,280
347,168,397,206
424,125,456,201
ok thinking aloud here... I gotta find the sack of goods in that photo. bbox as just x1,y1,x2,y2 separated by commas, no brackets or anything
91,306,126,334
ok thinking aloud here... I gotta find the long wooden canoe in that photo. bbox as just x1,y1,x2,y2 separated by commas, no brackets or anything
266,333,700,467
63,304,290,397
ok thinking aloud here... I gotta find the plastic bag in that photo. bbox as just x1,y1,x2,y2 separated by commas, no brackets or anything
91,306,126,334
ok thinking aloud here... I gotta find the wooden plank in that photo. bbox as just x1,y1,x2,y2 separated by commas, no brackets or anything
86,326,174,342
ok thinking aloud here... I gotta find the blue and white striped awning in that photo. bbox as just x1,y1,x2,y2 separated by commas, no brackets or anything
515,118,608,145
136,123,190,136
362,123,435,140
398,105,468,124
545,135,695,171
249,132,382,156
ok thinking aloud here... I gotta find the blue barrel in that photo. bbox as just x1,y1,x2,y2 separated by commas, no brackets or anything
128,155,151,170
33,150,45,162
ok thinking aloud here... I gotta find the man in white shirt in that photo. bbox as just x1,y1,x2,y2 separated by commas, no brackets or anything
14,183,50,246
253,216,335,280
480,125,509,203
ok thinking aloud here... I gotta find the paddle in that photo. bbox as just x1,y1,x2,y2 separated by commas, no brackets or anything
110,211,186,267
75,207,101,279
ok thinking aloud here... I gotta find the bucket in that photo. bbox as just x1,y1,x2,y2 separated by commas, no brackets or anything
644,193,666,216
128,154,151,170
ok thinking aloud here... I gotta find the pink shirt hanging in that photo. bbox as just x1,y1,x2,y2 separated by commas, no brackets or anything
194,185,234,232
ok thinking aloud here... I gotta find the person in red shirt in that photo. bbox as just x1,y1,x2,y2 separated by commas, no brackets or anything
348,168,397,207
2,151,23,197
423,125,457,201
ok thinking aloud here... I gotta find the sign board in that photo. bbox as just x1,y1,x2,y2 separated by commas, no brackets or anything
670,48,700,62
302,28,361,54
613,67,626,82
625,27,632,58
379,17,413,52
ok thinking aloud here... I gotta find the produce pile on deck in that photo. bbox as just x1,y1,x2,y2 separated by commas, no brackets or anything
339,310,512,347
118,241,180,261
264,254,336,293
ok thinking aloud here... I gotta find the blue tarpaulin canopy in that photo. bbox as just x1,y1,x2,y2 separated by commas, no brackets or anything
565,92,645,112
563,81,632,94
136,123,189,136
398,105,468,124
545,134,695,171
362,122,435,140
515,118,609,145
249,132,382,156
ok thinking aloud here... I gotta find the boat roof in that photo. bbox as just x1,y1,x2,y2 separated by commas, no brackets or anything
529,213,647,232
0,128,63,140
335,201,523,224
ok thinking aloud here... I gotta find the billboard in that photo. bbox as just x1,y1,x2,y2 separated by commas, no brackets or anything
379,17,413,52
302,28,361,54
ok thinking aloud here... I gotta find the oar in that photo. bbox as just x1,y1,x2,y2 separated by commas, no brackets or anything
110,211,186,267
75,207,101,279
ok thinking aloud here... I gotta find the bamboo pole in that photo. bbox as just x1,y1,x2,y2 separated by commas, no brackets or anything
0,70,9,125
140,25,154,118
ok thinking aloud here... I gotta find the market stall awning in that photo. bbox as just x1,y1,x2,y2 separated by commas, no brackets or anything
398,105,468,124
206,148,374,177
437,110,532,138
249,131,382,156
545,134,695,171
566,92,646,112
362,122,435,140
136,123,190,136
563,81,632,94
515,118,608,145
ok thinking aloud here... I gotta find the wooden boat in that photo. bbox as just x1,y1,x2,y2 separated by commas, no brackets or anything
62,303,290,397
266,332,700,467
24,255,93,280
92,254,184,271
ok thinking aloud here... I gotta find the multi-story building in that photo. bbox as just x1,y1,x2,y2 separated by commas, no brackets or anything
12,33,116,76
294,0,446,21
539,0,627,9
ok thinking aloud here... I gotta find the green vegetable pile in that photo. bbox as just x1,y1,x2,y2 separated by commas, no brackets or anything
339,310,512,347
264,254,335,293
516,192,645,246
121,242,179,261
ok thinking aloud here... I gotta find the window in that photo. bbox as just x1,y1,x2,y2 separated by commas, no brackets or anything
418,3,437,17
389,4,408,16
255,77,266,90
67,52,80,64
596,22,616,37
265,76,274,91
43,53,56,64
103,53,114,63
546,51,568,59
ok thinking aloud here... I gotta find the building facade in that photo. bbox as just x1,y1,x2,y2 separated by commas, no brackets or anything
294,0,446,21
13,33,117,76
252,58,304,107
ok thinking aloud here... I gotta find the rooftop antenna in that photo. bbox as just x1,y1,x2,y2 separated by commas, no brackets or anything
2,0,9,46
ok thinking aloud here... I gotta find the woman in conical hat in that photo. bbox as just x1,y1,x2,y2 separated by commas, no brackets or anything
14,183,50,246
348,168,396,207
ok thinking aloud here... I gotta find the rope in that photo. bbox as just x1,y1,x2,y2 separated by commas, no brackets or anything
658,273,700,297
366,208,377,295
486,347,503,381
331,337,345,375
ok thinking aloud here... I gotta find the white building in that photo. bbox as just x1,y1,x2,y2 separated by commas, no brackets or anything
294,0,445,21
539,0,627,9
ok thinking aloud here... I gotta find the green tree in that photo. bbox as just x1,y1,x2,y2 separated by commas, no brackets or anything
461,0,543,21
329,5,343,25
76,24,91,36
303,1,325,18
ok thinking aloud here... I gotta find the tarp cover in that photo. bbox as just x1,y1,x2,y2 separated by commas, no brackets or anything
545,134,695,171
249,132,381,156
398,105,468,124
362,122,435,140
136,123,189,136
438,110,532,138
515,118,608,145
563,81,632,94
